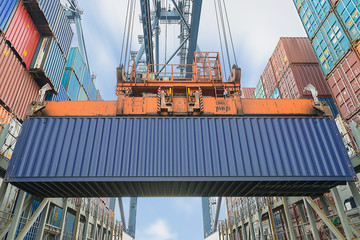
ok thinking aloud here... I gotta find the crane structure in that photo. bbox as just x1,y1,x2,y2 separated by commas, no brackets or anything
6,1,357,239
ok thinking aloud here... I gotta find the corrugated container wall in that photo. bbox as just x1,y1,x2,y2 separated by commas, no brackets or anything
253,80,265,98
327,50,360,119
278,64,331,99
0,0,18,33
336,0,360,42
53,5,73,57
66,47,85,81
65,70,80,100
296,0,331,39
31,37,66,92
6,117,355,197
270,88,281,99
46,85,69,101
5,1,40,68
82,66,91,94
311,13,350,75
89,82,97,100
241,88,255,98
22,0,62,35
261,61,277,98
270,37,318,82
78,86,89,100
0,35,39,120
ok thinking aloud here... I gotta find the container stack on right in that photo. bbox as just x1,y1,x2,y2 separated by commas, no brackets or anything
294,0,360,125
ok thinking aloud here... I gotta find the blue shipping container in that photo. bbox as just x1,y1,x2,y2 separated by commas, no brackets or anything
43,40,66,92
336,0,360,42
46,85,70,101
66,47,85,82
0,0,18,32
319,97,339,117
270,88,281,99
54,6,73,57
297,0,331,39
15,200,42,240
254,80,265,98
89,81,97,100
294,0,305,10
312,13,351,75
64,212,75,237
37,0,61,32
82,66,91,94
66,70,80,100
299,1,320,39
6,117,355,197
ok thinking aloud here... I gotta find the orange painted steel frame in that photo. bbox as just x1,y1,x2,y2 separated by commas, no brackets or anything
32,98,322,117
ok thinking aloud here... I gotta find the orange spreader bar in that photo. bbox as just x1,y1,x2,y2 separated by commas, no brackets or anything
29,98,323,117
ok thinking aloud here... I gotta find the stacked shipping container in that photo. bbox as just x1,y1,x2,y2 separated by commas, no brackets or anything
294,0,360,122
252,37,337,115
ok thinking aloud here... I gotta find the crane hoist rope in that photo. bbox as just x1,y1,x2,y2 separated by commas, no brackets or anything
213,0,227,80
120,0,131,65
128,0,136,61
124,0,136,70
221,0,237,67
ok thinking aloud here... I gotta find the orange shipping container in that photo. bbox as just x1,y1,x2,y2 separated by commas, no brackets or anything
0,35,39,120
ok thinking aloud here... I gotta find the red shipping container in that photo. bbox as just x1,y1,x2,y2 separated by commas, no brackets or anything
271,37,318,82
241,87,255,98
327,50,360,119
278,64,331,99
5,1,40,68
261,61,277,98
0,35,39,120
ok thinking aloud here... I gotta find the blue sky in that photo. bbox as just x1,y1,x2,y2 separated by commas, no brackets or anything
70,0,307,239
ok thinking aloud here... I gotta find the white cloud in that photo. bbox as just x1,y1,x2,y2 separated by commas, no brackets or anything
138,219,178,240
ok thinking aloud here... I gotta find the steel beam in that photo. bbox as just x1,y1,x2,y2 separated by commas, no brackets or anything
201,197,212,237
305,197,345,239
282,197,296,240
83,199,90,240
303,198,320,240
214,197,222,230
140,0,154,67
171,0,190,30
319,196,336,239
0,123,9,150
266,197,277,240
16,199,49,240
246,200,256,240
348,181,360,214
128,197,138,237
35,200,50,240
7,190,26,240
332,187,354,239
186,0,202,73
255,198,265,240
135,17,159,65
72,198,82,240
99,211,104,240
0,181,9,208
91,205,98,240
118,197,126,228
59,198,68,239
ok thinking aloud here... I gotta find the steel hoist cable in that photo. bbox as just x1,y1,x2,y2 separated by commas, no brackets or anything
120,0,131,65
128,0,137,60
124,0,136,70
214,0,227,80
217,0,231,73
222,0,237,67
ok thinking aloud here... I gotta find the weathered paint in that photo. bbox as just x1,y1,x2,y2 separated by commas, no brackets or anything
5,1,40,68
311,13,351,75
278,64,331,99
327,50,360,119
254,80,265,99
261,61,277,98
54,6,73,57
336,0,360,42
271,38,318,82
0,35,39,120
241,88,255,99
6,116,355,197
